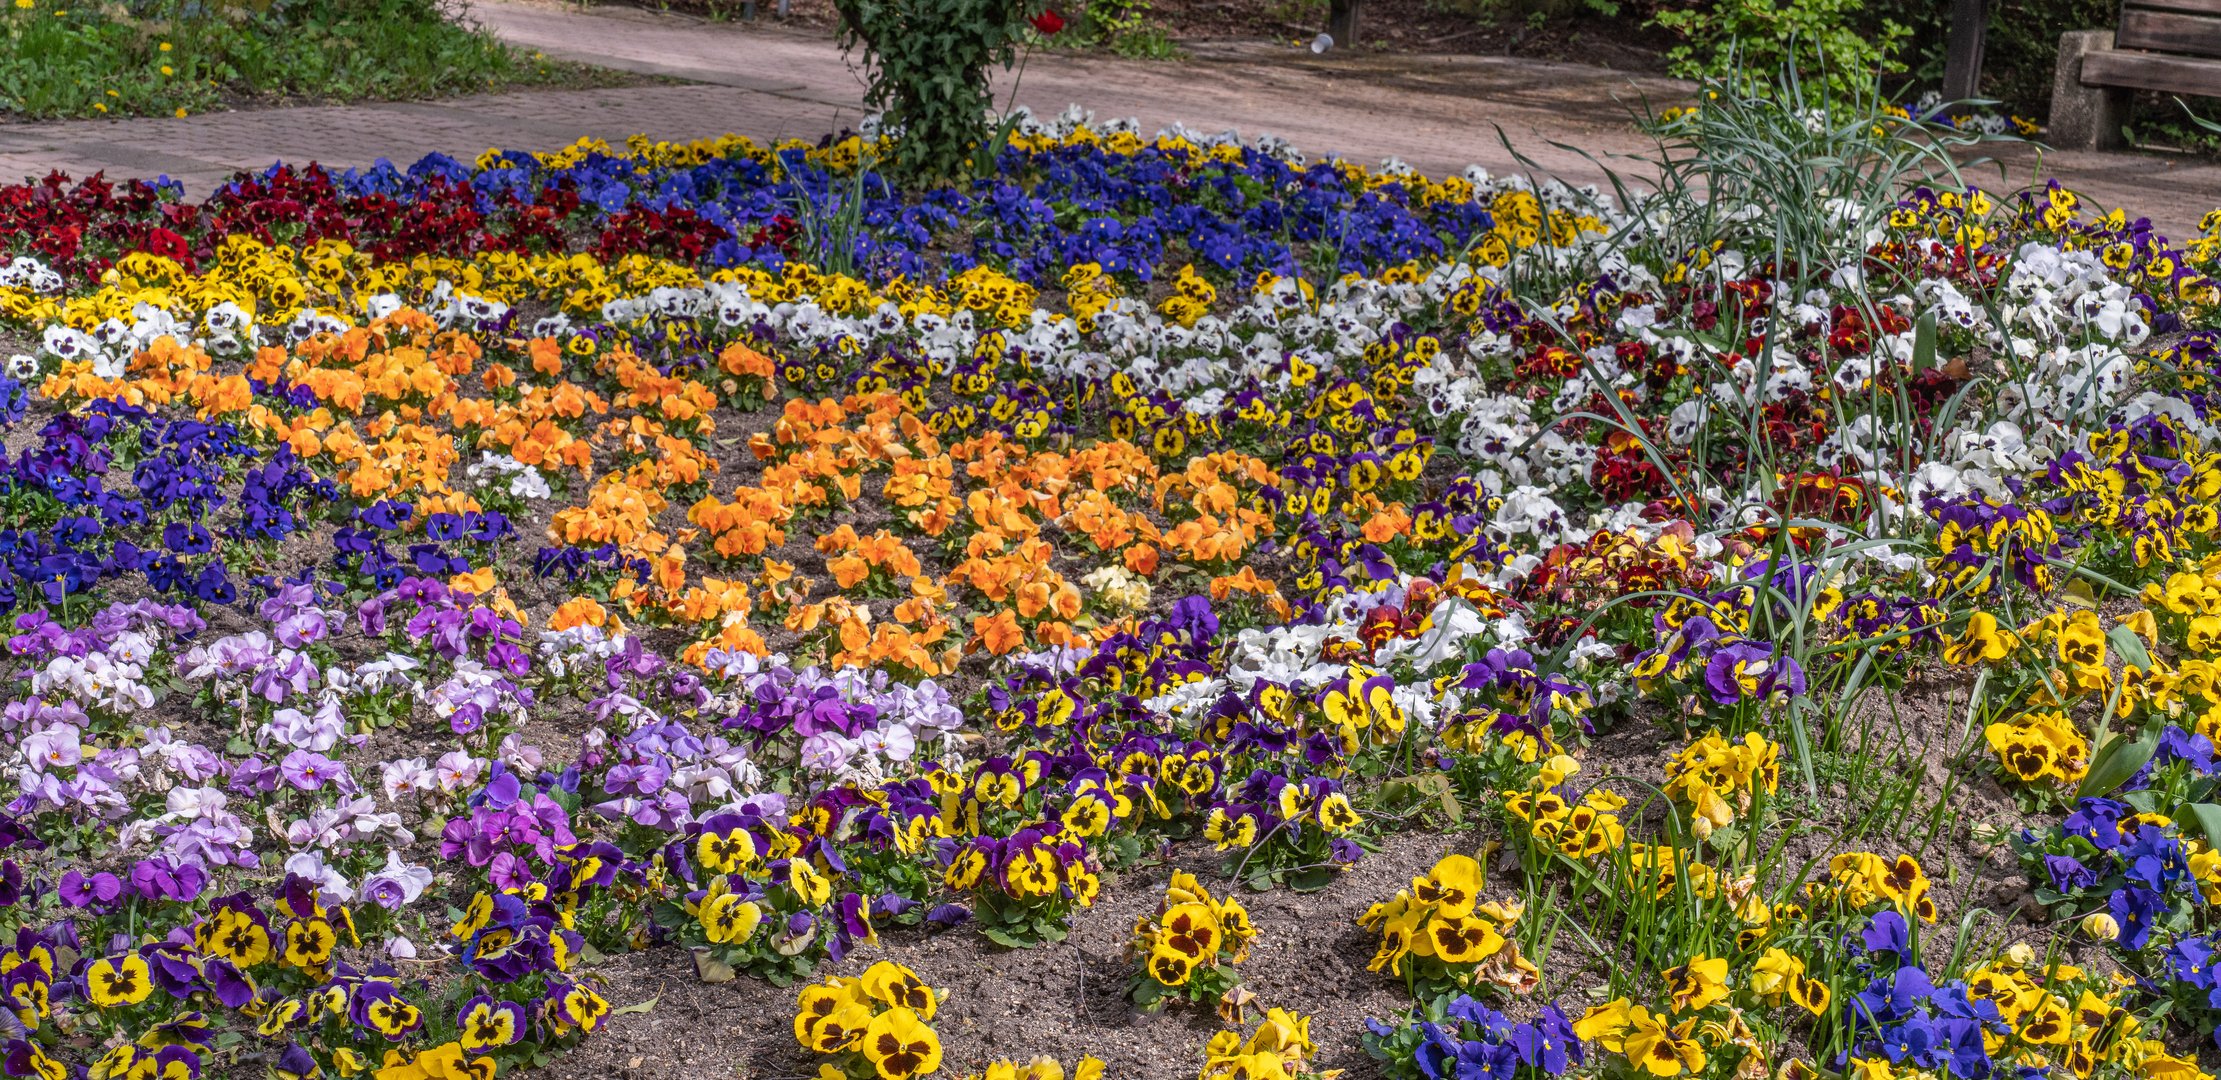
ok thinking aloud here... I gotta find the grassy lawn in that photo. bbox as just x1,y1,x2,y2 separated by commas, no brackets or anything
0,0,633,120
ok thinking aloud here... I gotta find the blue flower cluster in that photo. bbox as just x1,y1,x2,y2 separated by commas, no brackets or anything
2011,737,2219,963
1838,922,2006,1079
316,137,1487,288
1362,994,1585,1080
0,400,333,605
336,502,514,590
0,393,546,607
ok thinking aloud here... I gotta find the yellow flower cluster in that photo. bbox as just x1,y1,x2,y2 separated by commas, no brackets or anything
1814,852,1938,923
1984,709,2091,786
1501,755,1628,861
961,1058,1106,1080
1661,730,1780,839
1358,854,1537,992
1129,870,1257,991
795,962,943,1080
1946,952,2207,1080
1198,1008,1316,1080
1573,997,1708,1078
1749,947,1830,1016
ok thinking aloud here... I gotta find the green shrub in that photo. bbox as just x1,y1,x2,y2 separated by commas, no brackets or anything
0,0,599,119
1649,0,1908,100
832,0,1033,182
1070,0,1176,59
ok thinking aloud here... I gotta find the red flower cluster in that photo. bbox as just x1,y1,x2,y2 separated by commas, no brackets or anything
0,171,169,280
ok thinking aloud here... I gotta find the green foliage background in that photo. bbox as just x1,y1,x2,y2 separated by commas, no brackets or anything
1866,0,2115,114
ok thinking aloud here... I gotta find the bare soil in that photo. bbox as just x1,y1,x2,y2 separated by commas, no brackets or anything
549,826,1472,1080
534,661,2057,1079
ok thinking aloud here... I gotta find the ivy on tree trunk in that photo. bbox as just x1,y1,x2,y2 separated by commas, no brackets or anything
831,0,1031,183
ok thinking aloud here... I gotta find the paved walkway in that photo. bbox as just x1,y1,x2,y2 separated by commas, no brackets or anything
0,0,2217,237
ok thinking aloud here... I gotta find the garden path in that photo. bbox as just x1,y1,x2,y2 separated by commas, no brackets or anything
0,0,2217,237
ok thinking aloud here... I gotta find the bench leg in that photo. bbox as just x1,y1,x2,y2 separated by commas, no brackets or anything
1326,0,1358,48
2050,29,2132,151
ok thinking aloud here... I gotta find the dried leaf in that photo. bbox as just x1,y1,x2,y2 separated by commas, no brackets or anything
1474,942,1542,995
1217,985,1256,1025
691,948,735,984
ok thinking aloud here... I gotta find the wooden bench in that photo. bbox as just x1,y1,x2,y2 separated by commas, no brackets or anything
2052,0,2221,149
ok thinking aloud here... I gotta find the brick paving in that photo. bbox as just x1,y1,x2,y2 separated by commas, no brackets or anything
0,0,2217,237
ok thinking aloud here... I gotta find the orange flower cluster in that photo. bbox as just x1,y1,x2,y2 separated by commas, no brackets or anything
554,477,669,551
450,380,607,478
39,304,1290,673
1155,453,1278,566
584,392,1281,668
819,525,924,590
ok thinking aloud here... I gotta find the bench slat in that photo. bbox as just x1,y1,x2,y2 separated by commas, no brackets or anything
2125,0,2221,15
2083,47,2221,95
2119,7,2221,57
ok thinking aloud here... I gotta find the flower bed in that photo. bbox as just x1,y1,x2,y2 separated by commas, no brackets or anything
0,90,2218,1080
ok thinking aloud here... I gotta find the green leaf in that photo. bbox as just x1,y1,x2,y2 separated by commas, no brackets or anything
2076,727,2160,800
611,997,658,1017
1378,774,1446,810
1288,866,1338,892
2181,802,2221,845
2108,623,2153,672
979,926,1028,948
1910,310,1937,372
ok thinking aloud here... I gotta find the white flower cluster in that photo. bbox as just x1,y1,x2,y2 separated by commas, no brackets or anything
1117,571,1535,736
31,633,158,713
0,256,62,294
467,451,554,500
